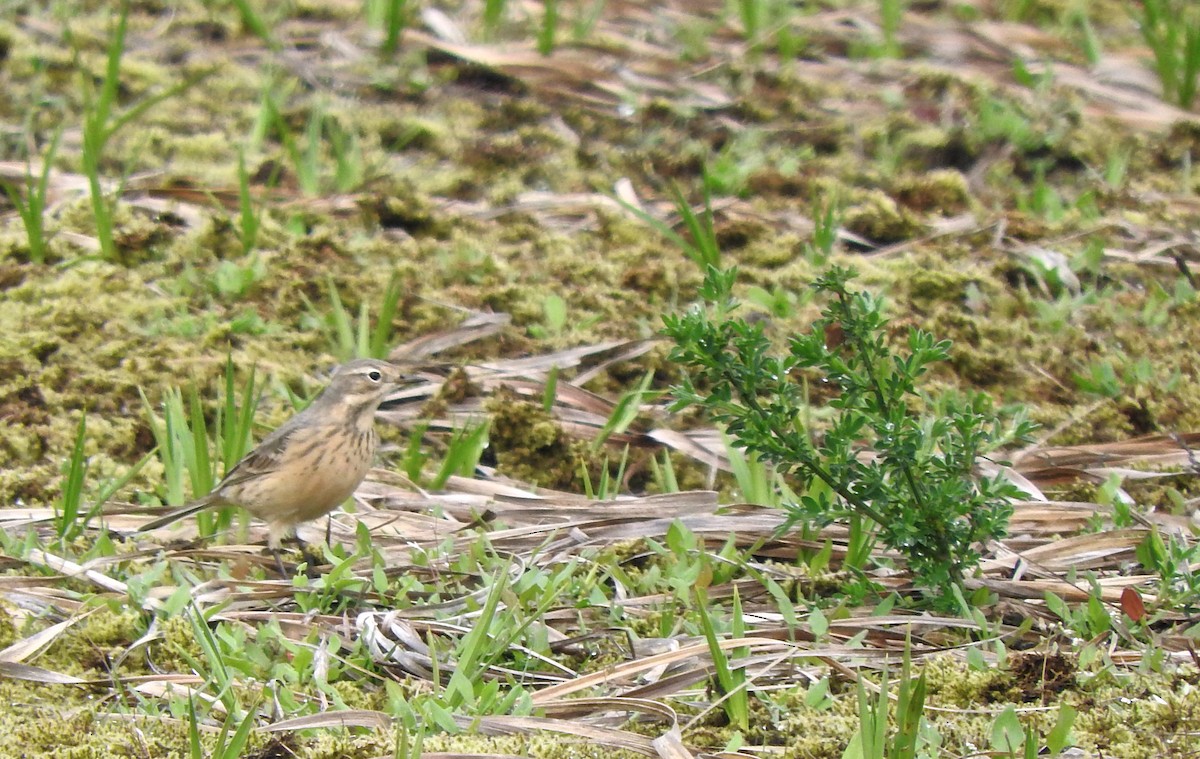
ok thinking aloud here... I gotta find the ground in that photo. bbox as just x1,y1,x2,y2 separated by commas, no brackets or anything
1,0,1200,756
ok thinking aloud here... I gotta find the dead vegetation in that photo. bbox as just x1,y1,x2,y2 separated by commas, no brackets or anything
3,0,1200,756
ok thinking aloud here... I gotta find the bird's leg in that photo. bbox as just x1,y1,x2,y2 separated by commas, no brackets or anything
272,548,289,579
267,525,295,579
277,528,326,578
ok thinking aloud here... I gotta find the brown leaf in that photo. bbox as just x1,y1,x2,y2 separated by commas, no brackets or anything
1122,587,1147,622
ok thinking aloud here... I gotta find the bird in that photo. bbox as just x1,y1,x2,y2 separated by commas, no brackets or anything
138,359,415,568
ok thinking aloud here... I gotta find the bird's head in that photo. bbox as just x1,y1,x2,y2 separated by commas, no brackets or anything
321,359,418,419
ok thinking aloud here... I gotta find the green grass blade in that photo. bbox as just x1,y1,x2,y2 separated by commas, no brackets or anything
430,422,488,489
381,0,408,56
592,370,655,451
447,557,511,709
695,586,748,730
369,273,404,358
230,0,277,49
218,704,259,758
187,384,213,496
236,149,259,254
542,365,559,412
325,276,355,360
56,412,89,540
186,694,203,759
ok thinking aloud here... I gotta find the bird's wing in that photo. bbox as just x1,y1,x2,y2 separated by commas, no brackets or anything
139,418,316,532
214,422,303,490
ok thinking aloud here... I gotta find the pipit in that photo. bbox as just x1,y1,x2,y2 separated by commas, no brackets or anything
139,359,413,565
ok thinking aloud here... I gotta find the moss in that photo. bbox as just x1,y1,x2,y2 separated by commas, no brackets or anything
484,386,591,490
151,614,206,675
842,190,925,243
38,606,144,677
893,169,971,214
0,601,16,650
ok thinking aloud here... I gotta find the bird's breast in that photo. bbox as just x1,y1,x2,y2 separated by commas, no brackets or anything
239,425,378,524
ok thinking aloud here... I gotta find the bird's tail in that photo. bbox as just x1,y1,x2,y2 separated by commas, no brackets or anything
137,494,219,533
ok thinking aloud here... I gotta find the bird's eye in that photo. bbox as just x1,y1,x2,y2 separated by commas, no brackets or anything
367,370,383,382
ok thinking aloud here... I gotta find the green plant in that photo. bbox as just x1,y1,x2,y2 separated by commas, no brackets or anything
806,194,841,264
370,0,411,57
429,422,489,489
696,585,749,731
1101,143,1133,190
1044,587,1112,640
186,693,257,759
71,1,207,262
262,95,369,197
213,254,266,300
618,178,720,269
592,370,658,452
738,0,764,44
305,273,404,360
580,446,630,500
842,650,929,759
744,283,803,319
141,358,259,538
56,413,89,542
989,706,1034,758
724,436,791,507
735,0,807,57
707,130,765,197
648,449,680,493
877,0,906,58
235,148,261,255
538,0,559,55
1073,356,1162,399
229,0,278,49
292,545,374,614
1137,527,1200,613
482,0,507,40
570,0,606,42
1136,0,1200,109
1016,163,1066,222
1,125,63,264
54,411,153,545
664,265,1035,597
527,293,568,338
1046,701,1078,757
975,93,1055,154
433,555,562,716
1070,5,1101,66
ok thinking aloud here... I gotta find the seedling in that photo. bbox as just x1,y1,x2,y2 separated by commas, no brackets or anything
429,422,489,489
1136,0,1200,108
592,370,657,452
806,194,841,264
619,177,721,269
235,148,261,255
305,273,405,360
537,0,559,55
140,357,259,539
842,643,929,759
71,1,207,261
695,585,749,731
54,411,153,545
482,0,507,40
1,125,63,264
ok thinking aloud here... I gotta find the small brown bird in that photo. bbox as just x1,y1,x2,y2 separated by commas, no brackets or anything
139,359,413,559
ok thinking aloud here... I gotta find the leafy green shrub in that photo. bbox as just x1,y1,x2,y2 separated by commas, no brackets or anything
664,265,1034,598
